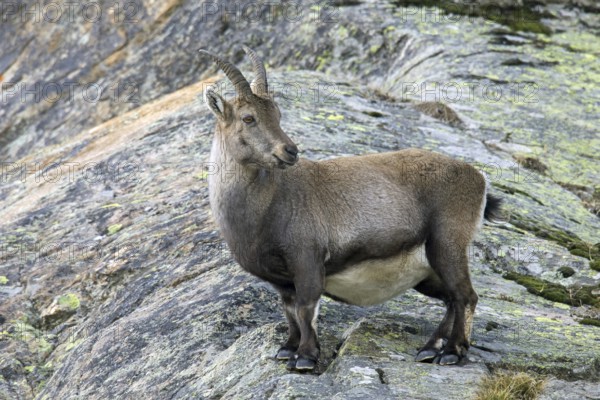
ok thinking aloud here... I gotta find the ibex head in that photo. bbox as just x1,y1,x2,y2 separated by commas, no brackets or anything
199,46,299,169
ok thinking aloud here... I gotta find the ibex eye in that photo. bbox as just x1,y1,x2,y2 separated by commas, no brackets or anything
242,115,255,124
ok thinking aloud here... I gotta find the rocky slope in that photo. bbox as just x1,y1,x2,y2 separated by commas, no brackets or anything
1,1,599,399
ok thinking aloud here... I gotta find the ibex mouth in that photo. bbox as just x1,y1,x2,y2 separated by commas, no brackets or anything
273,154,297,169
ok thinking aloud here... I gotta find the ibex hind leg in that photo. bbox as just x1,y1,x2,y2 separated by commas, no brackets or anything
414,273,455,363
422,235,478,365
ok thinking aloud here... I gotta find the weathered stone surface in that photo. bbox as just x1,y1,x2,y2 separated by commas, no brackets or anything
1,1,599,399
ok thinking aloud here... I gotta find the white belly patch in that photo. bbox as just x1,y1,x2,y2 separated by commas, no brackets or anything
325,245,432,306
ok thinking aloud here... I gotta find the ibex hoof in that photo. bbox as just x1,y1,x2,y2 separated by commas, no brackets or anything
285,355,316,371
437,353,460,365
295,357,316,371
276,348,295,360
415,349,438,363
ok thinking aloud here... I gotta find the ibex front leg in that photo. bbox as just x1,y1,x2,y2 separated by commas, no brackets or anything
274,287,301,361
285,255,324,371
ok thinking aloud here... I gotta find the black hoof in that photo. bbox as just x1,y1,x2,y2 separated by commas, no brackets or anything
285,355,316,371
295,357,316,371
438,353,460,365
415,349,438,363
276,348,295,360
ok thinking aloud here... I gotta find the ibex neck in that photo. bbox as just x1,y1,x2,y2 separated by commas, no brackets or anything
208,130,277,241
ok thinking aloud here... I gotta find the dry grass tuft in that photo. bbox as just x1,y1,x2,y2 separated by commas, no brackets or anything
414,101,463,127
474,371,546,400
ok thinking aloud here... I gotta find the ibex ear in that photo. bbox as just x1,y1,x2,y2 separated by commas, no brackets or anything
204,85,230,120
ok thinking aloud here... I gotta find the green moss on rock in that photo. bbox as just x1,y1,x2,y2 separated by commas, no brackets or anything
57,294,80,310
580,318,600,327
504,271,600,308
557,266,575,278
391,0,551,34
107,224,123,235
508,218,600,272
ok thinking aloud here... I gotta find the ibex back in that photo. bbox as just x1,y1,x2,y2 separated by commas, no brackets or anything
200,47,501,371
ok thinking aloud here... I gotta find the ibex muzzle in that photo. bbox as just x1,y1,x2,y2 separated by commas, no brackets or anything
200,47,502,372
200,47,298,170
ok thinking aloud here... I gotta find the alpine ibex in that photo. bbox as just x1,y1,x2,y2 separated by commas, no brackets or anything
200,47,501,371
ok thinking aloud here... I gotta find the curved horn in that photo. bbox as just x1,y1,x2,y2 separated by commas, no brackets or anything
242,45,268,96
199,49,252,97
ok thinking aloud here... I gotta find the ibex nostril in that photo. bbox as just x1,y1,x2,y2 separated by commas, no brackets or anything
285,145,299,158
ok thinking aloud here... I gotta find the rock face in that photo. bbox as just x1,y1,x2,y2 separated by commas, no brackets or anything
1,1,599,399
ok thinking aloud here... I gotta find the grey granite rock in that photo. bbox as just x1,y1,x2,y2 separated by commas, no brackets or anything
1,1,599,399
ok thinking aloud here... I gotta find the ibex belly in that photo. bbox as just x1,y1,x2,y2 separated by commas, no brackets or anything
325,245,432,306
